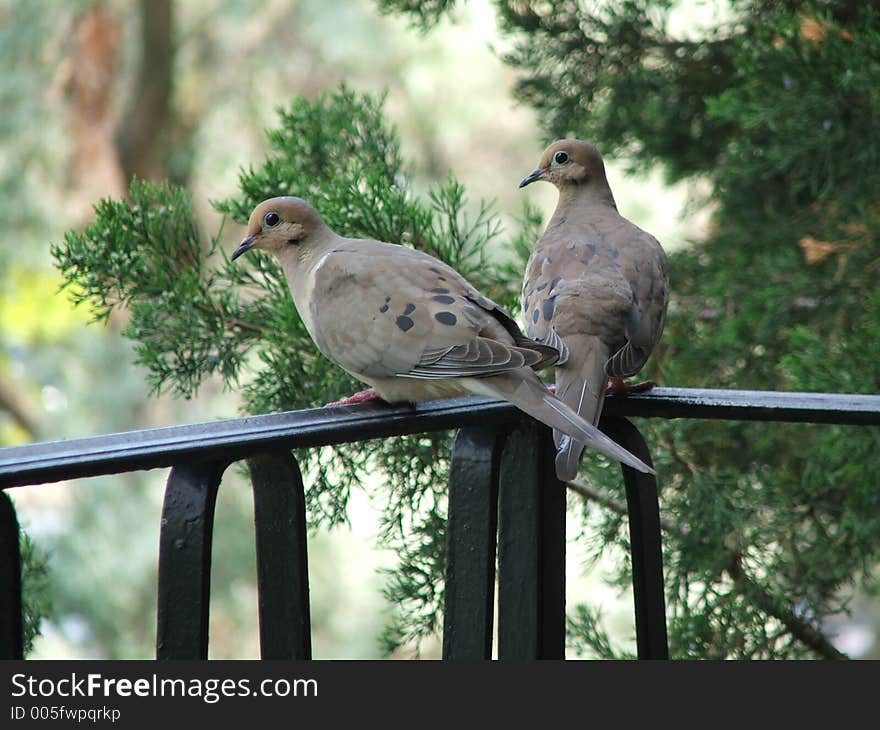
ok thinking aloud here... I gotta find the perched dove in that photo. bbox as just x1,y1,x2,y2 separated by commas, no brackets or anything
231,196,653,474
519,140,669,481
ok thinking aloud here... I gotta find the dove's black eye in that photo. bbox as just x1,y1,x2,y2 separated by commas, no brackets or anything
553,150,569,165
264,211,281,228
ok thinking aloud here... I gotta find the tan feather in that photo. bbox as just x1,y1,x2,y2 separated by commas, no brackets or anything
520,141,669,480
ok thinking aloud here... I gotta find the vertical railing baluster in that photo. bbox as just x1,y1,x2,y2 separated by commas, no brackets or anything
156,460,227,660
247,451,312,660
601,415,669,659
442,427,506,659
497,420,566,659
0,490,22,659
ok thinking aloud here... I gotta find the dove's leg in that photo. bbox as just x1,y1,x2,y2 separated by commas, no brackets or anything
325,388,380,406
606,377,656,395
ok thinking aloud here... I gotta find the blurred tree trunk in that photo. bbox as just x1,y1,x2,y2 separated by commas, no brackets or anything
116,0,175,183
67,0,176,216
67,0,177,330
0,373,40,440
67,2,126,213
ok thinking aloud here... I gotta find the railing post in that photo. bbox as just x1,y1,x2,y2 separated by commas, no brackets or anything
247,451,312,659
0,490,22,659
601,415,669,659
156,459,227,659
497,419,566,659
442,426,506,659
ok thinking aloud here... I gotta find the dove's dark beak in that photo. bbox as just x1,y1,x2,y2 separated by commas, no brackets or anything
231,235,256,261
518,167,547,188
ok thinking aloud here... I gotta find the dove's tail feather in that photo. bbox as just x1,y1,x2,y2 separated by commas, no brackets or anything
464,370,652,476
552,336,612,481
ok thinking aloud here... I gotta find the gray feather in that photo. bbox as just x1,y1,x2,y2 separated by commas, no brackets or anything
553,335,611,480
467,371,652,475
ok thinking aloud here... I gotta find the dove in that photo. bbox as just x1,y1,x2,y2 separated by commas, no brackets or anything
231,196,653,474
519,140,669,481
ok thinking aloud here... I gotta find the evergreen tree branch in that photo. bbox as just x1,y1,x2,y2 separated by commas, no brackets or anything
725,553,849,661
569,478,850,659
567,478,680,535
226,317,265,336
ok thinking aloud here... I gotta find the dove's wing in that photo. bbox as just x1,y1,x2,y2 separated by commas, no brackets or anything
304,239,557,383
605,226,669,378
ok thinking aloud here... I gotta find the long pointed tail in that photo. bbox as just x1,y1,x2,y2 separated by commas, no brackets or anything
466,371,652,476
553,336,610,481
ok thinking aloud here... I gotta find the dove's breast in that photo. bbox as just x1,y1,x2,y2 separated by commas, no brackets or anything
294,248,416,379
289,253,325,341
300,252,361,359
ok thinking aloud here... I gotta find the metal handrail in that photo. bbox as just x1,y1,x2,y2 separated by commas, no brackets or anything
2,388,877,489
0,387,878,661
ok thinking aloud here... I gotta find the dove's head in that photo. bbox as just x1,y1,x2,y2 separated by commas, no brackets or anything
232,196,330,262
519,139,609,191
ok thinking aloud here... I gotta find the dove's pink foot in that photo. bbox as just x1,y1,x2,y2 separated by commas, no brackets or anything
606,377,656,395
547,384,557,394
325,388,381,407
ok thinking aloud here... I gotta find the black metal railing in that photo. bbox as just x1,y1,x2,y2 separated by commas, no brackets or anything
1,387,878,660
